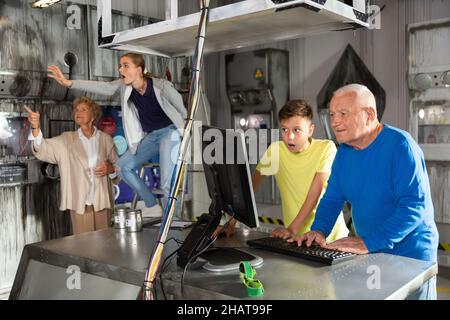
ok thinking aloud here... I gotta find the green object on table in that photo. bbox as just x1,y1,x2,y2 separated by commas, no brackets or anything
239,261,264,297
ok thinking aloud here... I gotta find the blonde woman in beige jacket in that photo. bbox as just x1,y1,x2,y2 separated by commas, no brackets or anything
25,97,119,235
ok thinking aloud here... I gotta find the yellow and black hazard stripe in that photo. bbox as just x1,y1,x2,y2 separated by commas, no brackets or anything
439,242,450,252
437,287,450,294
258,216,284,226
193,215,284,226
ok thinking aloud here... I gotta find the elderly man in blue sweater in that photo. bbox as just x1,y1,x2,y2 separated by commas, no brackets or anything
289,84,439,300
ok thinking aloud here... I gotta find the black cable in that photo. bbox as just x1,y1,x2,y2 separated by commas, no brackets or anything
159,248,180,300
153,280,158,300
164,237,184,246
180,236,217,298
141,237,183,300
156,237,183,300
157,228,191,296
180,214,234,298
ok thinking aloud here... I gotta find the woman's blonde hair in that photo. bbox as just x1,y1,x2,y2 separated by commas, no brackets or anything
73,96,102,125
120,52,160,78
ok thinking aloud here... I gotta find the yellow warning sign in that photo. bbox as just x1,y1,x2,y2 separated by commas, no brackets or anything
255,69,264,79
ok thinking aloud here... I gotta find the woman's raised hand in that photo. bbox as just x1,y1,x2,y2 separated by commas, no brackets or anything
48,65,73,87
24,106,40,130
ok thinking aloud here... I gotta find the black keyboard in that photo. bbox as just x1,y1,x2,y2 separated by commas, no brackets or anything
247,237,357,265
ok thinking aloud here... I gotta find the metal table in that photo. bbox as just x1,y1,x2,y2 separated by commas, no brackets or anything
9,226,437,300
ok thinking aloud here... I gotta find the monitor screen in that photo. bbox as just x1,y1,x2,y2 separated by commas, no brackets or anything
177,126,260,268
202,125,259,228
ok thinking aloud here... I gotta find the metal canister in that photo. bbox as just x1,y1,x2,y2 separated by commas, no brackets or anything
113,207,128,229
126,209,143,232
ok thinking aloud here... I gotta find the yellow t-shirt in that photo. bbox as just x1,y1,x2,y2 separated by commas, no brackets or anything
256,139,348,241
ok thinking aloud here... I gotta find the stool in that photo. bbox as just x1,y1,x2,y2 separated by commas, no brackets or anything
131,162,163,209
131,162,187,216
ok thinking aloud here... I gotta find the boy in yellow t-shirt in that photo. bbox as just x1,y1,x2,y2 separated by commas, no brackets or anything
219,100,348,241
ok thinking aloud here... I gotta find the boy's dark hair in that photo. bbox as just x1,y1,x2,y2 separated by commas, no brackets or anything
278,100,313,122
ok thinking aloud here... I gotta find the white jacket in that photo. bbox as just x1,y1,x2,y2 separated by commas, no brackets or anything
71,78,187,154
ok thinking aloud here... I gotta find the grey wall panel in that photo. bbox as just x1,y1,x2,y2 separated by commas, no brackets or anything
366,0,406,130
0,182,72,295
298,31,362,138
0,0,89,99
68,0,165,19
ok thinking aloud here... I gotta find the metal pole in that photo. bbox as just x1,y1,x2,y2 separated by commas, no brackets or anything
142,0,210,300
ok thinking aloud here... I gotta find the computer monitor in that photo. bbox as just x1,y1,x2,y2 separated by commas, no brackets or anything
176,126,261,270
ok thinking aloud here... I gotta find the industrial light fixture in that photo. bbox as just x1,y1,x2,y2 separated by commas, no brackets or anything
31,0,61,8
413,73,432,91
418,109,425,120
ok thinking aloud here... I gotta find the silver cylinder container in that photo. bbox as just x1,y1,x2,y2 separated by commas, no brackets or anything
126,209,143,232
113,207,129,229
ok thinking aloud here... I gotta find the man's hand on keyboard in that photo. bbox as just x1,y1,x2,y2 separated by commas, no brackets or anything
287,230,326,247
324,236,368,254
270,227,294,239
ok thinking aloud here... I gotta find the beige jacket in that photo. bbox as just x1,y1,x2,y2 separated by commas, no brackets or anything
32,130,119,214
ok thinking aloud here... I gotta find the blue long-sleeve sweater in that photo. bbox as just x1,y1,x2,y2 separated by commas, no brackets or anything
311,124,438,262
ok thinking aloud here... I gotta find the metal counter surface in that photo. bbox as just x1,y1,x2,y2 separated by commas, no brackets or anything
9,226,437,300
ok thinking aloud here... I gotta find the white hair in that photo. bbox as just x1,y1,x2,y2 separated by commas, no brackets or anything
333,84,376,112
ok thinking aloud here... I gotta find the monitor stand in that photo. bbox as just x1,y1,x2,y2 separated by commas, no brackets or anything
199,247,263,272
177,175,264,271
176,212,264,272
